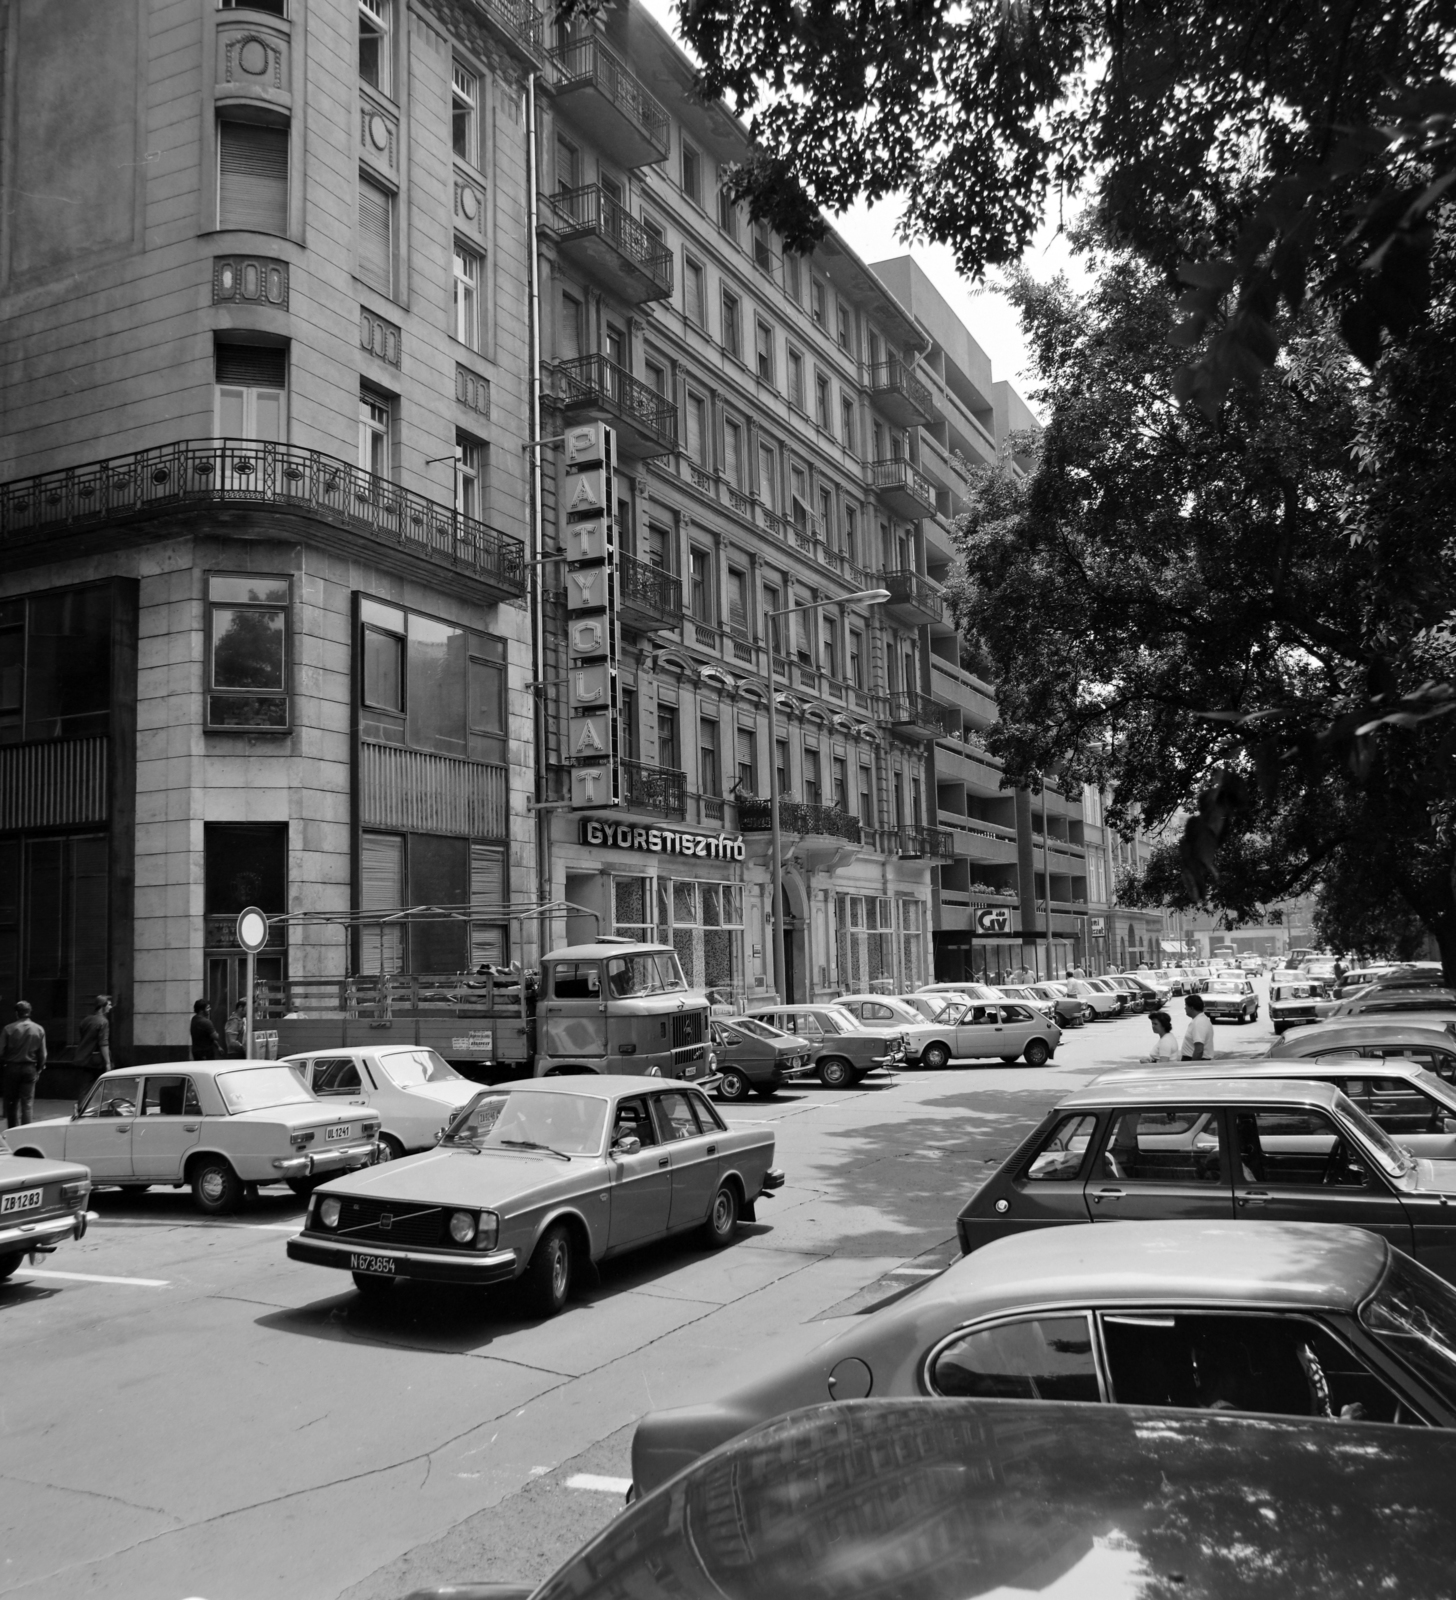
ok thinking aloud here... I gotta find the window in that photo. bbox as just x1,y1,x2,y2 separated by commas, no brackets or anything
360,832,404,972
455,434,484,520
784,252,802,304
470,842,509,966
841,395,857,455
753,219,774,274
835,301,853,353
758,443,778,510
822,616,839,679
646,522,672,571
718,171,739,241
218,120,289,234
681,142,701,205
685,391,708,467
787,348,805,409
848,629,863,689
858,765,874,824
452,63,479,165
833,756,848,810
689,547,711,622
727,567,748,633
721,289,742,360
358,174,394,296
359,390,391,476
556,135,580,193
818,487,834,542
223,0,286,11
815,371,831,429
453,241,482,349
736,728,756,794
662,880,744,990
803,748,821,805
359,0,392,94
1099,1109,1225,1184
776,739,789,793
1234,1108,1379,1188
811,278,826,326
685,257,706,326
206,573,290,730
645,358,668,399
723,418,744,487
559,291,583,361
363,624,403,712
214,343,286,442
699,719,720,795
845,505,859,565
755,320,774,383
657,705,679,769
928,1315,1100,1401
764,583,782,653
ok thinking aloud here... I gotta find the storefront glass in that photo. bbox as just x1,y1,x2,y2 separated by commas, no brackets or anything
610,873,744,994
836,894,895,991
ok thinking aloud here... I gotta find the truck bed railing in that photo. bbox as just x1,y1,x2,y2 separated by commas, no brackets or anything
256,972,533,1023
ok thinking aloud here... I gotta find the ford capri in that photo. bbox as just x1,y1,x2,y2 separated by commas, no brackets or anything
287,1076,783,1316
0,1133,93,1282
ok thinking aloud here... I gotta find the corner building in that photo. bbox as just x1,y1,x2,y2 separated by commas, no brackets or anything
0,0,541,1068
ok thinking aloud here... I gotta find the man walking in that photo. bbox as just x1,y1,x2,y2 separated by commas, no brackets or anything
1181,993,1215,1061
74,994,113,1079
189,999,221,1061
2,1001,47,1127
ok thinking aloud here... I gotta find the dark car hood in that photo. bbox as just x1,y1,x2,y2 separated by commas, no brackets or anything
314,1145,594,1210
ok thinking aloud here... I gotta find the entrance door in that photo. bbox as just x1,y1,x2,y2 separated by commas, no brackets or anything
65,1075,141,1180
131,1074,203,1181
1084,1106,1235,1222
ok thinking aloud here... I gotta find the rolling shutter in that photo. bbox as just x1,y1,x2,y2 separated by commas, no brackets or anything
218,122,289,234
358,177,394,296
360,832,404,974
214,344,287,388
470,844,507,968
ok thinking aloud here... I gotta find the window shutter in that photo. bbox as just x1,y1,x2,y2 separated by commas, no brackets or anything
360,833,404,974
358,178,394,296
218,122,289,234
470,844,507,968
215,344,287,388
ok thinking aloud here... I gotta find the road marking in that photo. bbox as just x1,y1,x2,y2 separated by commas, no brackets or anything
887,1265,942,1277
21,1269,169,1287
566,1473,632,1494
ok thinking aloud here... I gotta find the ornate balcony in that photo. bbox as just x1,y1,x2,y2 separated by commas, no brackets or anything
869,360,938,428
870,457,938,520
886,689,950,741
737,798,862,870
548,36,670,168
618,551,682,632
885,826,955,862
547,185,673,305
555,355,677,458
879,568,944,626
621,758,686,818
0,439,526,602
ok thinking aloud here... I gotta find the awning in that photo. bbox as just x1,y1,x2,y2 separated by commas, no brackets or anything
1160,940,1192,954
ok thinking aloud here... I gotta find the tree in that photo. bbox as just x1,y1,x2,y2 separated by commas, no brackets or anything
943,230,1456,977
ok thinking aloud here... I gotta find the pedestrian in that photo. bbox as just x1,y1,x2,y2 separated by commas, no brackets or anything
224,999,248,1058
1181,993,1215,1061
1333,956,1348,989
189,999,221,1061
1072,963,1087,979
73,994,113,1080
1,1000,47,1128
1142,1010,1180,1063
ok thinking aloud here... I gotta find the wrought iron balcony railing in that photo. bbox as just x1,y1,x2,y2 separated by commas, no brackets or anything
554,355,678,455
547,185,673,300
886,689,951,737
0,439,527,598
477,0,543,55
886,825,955,862
621,758,686,817
868,360,937,426
737,799,863,843
618,551,682,627
879,567,945,625
870,456,939,518
548,36,670,164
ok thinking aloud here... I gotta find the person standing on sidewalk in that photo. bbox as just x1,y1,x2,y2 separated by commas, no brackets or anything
74,994,113,1080
223,1000,248,1058
2,1001,47,1127
1181,993,1216,1061
189,999,221,1061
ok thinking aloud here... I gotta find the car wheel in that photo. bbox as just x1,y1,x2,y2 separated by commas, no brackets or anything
373,1133,405,1163
699,1182,739,1250
0,1252,22,1282
818,1056,854,1088
1083,1006,1097,1024
190,1156,243,1215
921,1041,951,1070
351,1271,396,1299
1023,1038,1051,1068
523,1223,572,1319
716,1068,751,1102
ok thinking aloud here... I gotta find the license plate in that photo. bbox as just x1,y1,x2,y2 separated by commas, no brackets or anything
0,1188,41,1214
684,1065,698,1077
326,1126,350,1142
349,1252,395,1275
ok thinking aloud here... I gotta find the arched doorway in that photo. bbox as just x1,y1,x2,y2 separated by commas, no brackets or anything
779,870,810,1003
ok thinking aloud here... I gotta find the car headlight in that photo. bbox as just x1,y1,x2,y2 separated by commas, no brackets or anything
474,1210,500,1251
449,1210,477,1244
319,1197,342,1230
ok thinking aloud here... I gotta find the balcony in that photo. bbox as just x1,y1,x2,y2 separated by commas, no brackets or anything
880,568,944,626
547,186,673,306
618,552,682,632
886,826,955,863
621,758,685,818
555,355,677,458
737,798,862,869
0,439,526,602
870,457,938,520
466,0,545,60
548,36,670,168
886,689,950,741
869,360,938,428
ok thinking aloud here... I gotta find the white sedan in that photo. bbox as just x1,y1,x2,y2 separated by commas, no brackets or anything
284,1046,481,1160
835,994,946,1065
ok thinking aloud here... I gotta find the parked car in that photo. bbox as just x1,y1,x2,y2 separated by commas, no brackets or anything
1327,987,1456,1023
1266,1019,1456,1081
288,1077,782,1314
914,981,1003,1004
998,983,1084,1030
10,1063,379,1212
1101,974,1157,1012
1332,964,1402,999
0,1134,93,1283
834,994,943,1064
897,992,954,1023
629,1221,1456,1499
1199,975,1261,1024
954,1076,1456,1282
743,1003,903,1087
1065,977,1121,1022
707,1017,814,1101
1270,969,1328,1033
283,1046,480,1160
902,998,1061,1070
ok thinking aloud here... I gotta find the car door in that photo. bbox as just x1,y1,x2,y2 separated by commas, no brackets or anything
952,1005,1007,1060
1230,1105,1415,1253
652,1088,719,1229
966,1110,1104,1249
996,1003,1042,1056
131,1075,204,1180
607,1096,672,1249
65,1075,142,1180
1084,1106,1235,1222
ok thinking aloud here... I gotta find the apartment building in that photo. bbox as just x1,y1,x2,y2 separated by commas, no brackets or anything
0,0,540,1068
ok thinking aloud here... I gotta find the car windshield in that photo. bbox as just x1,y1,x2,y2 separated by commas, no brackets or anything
731,1018,790,1043
818,1007,862,1033
216,1067,316,1114
1206,982,1244,995
1333,1092,1416,1176
1360,1252,1456,1408
442,1090,608,1156
605,953,686,997
376,1049,463,1089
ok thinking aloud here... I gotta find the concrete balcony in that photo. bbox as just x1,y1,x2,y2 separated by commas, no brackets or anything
547,36,670,168
885,825,954,862
546,185,673,305
555,355,677,458
879,567,944,626
621,758,685,818
618,552,682,632
0,438,527,602
886,689,950,741
737,798,862,869
870,457,938,520
869,360,938,428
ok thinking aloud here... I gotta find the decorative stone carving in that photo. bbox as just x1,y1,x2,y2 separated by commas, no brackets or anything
218,27,287,91
213,255,289,308
456,365,491,419
455,177,486,237
360,307,402,367
360,106,398,172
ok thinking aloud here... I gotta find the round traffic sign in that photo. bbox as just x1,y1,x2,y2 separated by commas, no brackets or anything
236,906,270,954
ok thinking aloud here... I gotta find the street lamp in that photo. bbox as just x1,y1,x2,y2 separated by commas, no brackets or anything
762,588,890,1002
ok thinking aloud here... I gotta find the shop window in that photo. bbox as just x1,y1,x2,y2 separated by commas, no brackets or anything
215,341,287,442
218,120,289,235
5,586,114,742
358,174,395,297
837,893,894,990
662,879,743,991
363,623,404,713
452,62,479,165
205,573,290,731
359,0,393,95
614,875,654,941
900,897,926,987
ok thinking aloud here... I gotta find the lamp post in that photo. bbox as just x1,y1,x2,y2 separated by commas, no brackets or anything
762,589,889,1002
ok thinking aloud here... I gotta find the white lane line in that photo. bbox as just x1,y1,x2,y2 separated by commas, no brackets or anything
566,1474,632,1494
886,1266,942,1277
20,1269,169,1287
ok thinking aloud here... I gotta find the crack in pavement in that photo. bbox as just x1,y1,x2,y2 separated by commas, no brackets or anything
0,1471,178,1523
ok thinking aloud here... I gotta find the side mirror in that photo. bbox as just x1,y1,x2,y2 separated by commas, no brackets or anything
613,1134,641,1156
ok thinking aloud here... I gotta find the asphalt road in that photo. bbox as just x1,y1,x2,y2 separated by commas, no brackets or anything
0,992,1273,1600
